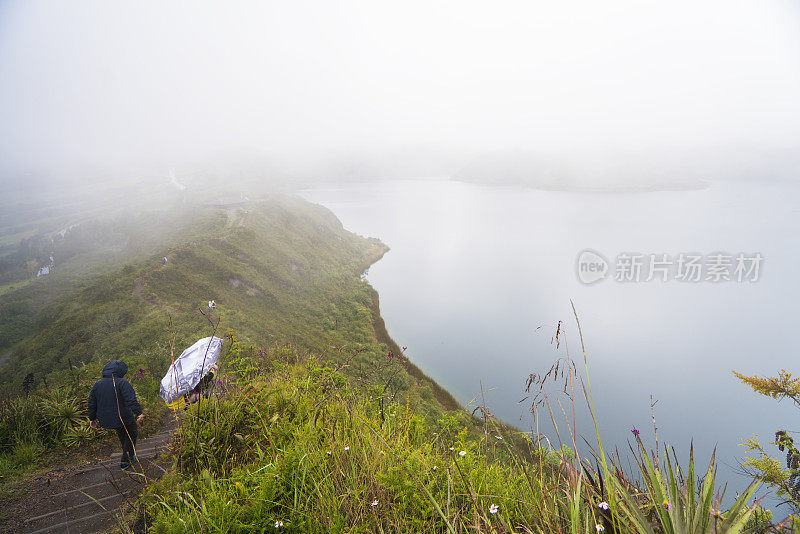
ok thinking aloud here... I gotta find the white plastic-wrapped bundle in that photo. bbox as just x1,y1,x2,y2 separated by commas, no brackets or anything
159,336,223,403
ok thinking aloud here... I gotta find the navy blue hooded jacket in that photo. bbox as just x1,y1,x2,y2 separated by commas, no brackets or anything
87,360,142,429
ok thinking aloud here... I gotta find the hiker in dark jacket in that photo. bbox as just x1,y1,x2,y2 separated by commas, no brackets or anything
88,360,144,470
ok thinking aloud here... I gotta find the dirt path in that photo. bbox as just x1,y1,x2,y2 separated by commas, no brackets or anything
132,277,177,314
3,415,177,534
0,350,11,368
132,277,158,308
219,208,247,240
132,278,145,299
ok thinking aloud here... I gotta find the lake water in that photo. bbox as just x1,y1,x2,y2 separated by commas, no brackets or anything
300,178,800,505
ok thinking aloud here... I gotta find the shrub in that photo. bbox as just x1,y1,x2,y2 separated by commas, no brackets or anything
12,442,43,467
62,420,101,448
0,397,42,452
38,387,83,442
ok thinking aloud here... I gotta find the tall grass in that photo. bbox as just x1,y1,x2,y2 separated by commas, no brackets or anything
142,320,764,534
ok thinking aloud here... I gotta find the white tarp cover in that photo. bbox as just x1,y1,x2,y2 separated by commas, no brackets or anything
159,336,223,403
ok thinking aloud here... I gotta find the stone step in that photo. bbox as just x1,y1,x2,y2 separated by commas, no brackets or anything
109,441,170,458
56,458,163,491
50,478,135,498
39,472,150,508
75,454,158,472
22,490,133,533
24,509,116,534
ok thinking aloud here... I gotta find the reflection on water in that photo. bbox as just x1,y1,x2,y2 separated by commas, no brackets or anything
300,177,800,503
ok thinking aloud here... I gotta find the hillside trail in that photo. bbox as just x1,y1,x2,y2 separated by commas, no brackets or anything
131,206,248,310
11,206,251,532
6,208,253,533
4,413,178,534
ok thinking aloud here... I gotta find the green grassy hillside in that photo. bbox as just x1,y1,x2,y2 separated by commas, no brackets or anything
0,205,224,351
0,194,460,508
0,196,451,410
140,340,767,534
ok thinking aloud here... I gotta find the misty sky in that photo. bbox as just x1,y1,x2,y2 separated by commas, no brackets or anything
1,1,800,176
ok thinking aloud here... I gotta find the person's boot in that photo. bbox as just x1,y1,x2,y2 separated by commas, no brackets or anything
120,449,134,470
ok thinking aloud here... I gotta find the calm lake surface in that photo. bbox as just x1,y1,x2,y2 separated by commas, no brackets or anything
300,178,800,503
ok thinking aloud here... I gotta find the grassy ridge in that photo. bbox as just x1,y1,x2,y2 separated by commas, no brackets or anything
0,195,461,482
0,205,223,349
1,196,398,387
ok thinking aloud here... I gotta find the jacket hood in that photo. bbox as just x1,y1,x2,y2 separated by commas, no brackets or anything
101,360,128,378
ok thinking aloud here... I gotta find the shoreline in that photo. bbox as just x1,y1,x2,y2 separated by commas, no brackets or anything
452,177,710,193
359,241,461,411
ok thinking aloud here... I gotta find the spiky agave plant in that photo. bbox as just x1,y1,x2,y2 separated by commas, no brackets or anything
568,305,762,534
62,419,100,448
610,444,760,534
38,387,83,442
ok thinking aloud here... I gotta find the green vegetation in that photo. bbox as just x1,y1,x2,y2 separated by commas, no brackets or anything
0,362,169,490
140,336,762,533
0,206,223,349
0,193,774,532
0,196,404,387
0,195,451,486
735,370,800,528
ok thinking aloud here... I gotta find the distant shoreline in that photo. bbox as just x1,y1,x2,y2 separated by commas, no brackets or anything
452,176,710,193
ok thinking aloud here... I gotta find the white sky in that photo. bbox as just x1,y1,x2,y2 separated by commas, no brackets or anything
1,0,800,174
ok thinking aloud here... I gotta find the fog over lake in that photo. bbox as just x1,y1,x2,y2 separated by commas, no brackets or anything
301,178,800,498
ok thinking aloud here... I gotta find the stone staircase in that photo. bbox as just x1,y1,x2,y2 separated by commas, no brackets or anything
12,425,176,534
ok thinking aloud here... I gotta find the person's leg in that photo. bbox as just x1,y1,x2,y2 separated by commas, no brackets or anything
116,425,131,469
127,420,138,466
116,421,138,469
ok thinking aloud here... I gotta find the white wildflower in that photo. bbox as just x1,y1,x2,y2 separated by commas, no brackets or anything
371,500,379,507
489,504,499,514
458,450,466,457
274,520,283,528
598,501,609,510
